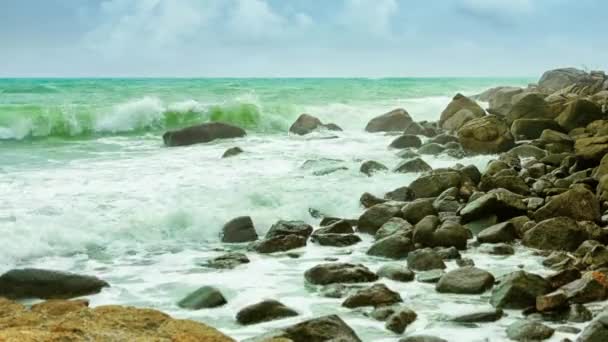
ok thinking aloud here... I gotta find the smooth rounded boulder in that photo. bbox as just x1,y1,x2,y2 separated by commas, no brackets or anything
435,267,495,294
539,67,589,92
163,122,246,147
556,98,604,132
236,299,298,325
0,269,109,300
342,283,402,308
439,93,486,132
457,115,515,154
221,216,258,243
289,113,342,135
178,286,227,310
246,315,362,342
490,270,550,309
365,108,413,133
523,217,587,252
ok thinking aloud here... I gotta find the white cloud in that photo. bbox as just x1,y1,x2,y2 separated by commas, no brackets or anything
459,0,534,18
227,0,286,40
339,0,398,38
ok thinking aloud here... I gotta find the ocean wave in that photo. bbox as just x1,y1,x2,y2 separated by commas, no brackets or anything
0,96,292,141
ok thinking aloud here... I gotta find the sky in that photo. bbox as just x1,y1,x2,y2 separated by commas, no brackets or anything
1,0,607,77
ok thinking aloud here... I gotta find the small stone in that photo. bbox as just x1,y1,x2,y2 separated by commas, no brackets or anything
377,264,415,282
236,300,298,325
342,283,402,308
416,270,445,283
221,146,243,158
506,320,554,341
386,308,417,334
407,248,446,271
178,286,227,310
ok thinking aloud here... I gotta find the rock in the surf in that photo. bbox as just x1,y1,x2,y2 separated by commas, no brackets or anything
178,286,227,309
249,234,307,254
243,315,362,342
457,115,515,154
365,108,413,133
439,93,486,132
289,113,342,135
221,216,258,243
435,267,495,294
163,122,246,147
506,320,554,341
0,268,109,300
236,299,298,325
304,263,378,285
222,146,243,158
360,160,388,176
342,283,402,308
266,220,313,239
490,270,550,309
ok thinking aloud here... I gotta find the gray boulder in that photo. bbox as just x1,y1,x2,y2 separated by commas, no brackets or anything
365,108,413,133
221,216,258,243
163,122,246,147
178,286,226,309
436,267,495,294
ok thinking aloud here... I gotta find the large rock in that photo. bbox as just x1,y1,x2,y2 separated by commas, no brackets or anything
304,263,378,285
390,134,422,149
244,315,361,342
178,286,227,309
439,93,486,131
266,220,313,239
436,267,494,294
538,67,589,93
357,203,401,234
534,187,600,222
523,217,587,251
342,283,402,308
561,273,608,304
375,217,413,240
460,189,527,223
577,309,608,342
365,108,413,133
360,160,388,176
458,115,515,154
394,158,432,173
506,321,554,341
0,269,109,300
511,118,563,140
477,222,516,244
575,136,608,162
407,248,446,271
236,300,298,325
488,87,524,115
478,175,530,195
556,99,604,132
490,271,551,309
409,170,462,198
289,114,341,135
249,234,307,254
402,198,436,224
367,232,415,259
0,298,234,341
163,122,246,147
221,216,258,243
506,92,553,124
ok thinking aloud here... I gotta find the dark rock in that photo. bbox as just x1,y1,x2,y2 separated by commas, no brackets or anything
266,220,313,239
0,269,109,300
506,92,553,124
477,222,517,244
342,283,402,308
375,217,413,240
490,270,551,309
407,248,446,271
289,113,341,135
386,307,417,334
360,160,388,176
315,220,354,235
432,187,461,213
568,303,593,323
556,99,604,132
457,258,475,267
250,234,307,254
451,309,503,323
360,192,387,208
358,203,401,235
385,186,416,202
304,263,378,285
366,108,413,133
536,290,568,312
163,122,246,147
511,118,563,140
436,267,495,294
418,143,445,155
205,252,250,269
479,175,530,196
409,170,462,198
245,314,362,342
506,320,554,341
534,187,600,222
402,198,436,224
439,93,486,132
367,232,415,259
221,216,258,243
390,135,422,149
480,243,515,255
236,300,298,325
399,336,447,342
465,215,498,236
431,221,470,250
377,264,415,282
311,233,361,247
545,269,582,290
561,273,608,304
523,217,587,252
397,149,420,159
178,286,226,309
460,189,527,223
577,310,608,342
222,146,244,158
394,158,432,173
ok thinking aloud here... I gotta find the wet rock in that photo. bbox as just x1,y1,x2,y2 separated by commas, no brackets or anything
434,246,461,260
385,186,416,202
536,290,568,312
358,203,401,235
540,129,575,153
511,118,563,140
205,252,250,269
458,115,515,154
506,320,554,341
477,222,517,244
409,170,463,198
460,189,527,223
360,160,388,176
506,92,553,124
377,264,415,282
366,108,413,133
479,175,530,196
266,220,313,239
465,215,498,236
568,303,593,323
360,192,387,208
222,146,244,158
407,248,446,271
480,243,515,255
394,158,432,173
250,235,307,254
178,286,227,309
163,122,246,147
436,267,495,294
457,258,475,267
556,99,604,132
386,307,417,334
561,273,608,304
490,270,551,309
375,217,413,240
439,93,486,132
508,145,548,160
236,300,298,325
545,269,582,290
0,269,109,300
451,309,503,323
575,135,608,163
311,233,361,247
418,143,445,155
245,314,362,342
315,220,354,235
221,216,258,243
523,217,587,252
342,283,402,308
416,270,445,283
289,113,342,135
304,263,378,285
399,335,447,342
367,232,415,259
431,221,470,250
402,198,437,225
397,148,420,159
577,309,608,342
390,134,422,149
534,188,600,222
432,187,461,213
319,284,347,298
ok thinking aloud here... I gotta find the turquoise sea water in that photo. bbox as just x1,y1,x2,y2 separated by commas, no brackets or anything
4,77,580,342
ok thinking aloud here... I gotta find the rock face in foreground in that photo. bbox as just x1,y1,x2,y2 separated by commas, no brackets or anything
457,115,515,154
289,113,342,135
163,122,246,147
365,108,413,133
0,268,109,300
0,298,234,341
244,314,361,342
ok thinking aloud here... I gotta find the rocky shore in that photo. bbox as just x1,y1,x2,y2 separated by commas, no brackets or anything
3,67,608,341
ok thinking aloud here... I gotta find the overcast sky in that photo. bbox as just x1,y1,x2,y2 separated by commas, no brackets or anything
1,0,606,77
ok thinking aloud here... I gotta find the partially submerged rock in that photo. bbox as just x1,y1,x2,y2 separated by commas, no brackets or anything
436,267,495,294
236,300,298,325
289,113,342,135
365,108,413,133
178,286,227,310
244,314,361,342
163,122,246,147
342,283,402,308
221,216,258,243
304,263,378,285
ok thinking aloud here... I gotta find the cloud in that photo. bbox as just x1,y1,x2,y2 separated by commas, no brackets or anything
457,0,534,25
339,0,398,38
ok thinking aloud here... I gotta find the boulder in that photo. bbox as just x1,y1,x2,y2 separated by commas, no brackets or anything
236,300,298,325
458,115,515,154
311,233,361,247
394,158,432,173
385,186,416,202
221,216,258,243
577,310,608,342
409,170,462,198
477,222,517,244
506,321,554,341
523,217,587,252
536,290,568,312
390,135,422,149
479,175,530,196
539,68,589,92
204,252,250,269
439,94,486,132
460,189,528,223
315,220,354,235
511,118,563,140
367,232,415,259
561,273,608,304
342,283,402,308
163,122,246,147
357,203,401,234
375,217,413,240
432,221,469,249
556,99,604,132
569,303,593,323
488,87,524,115
360,160,388,176
249,235,307,254
178,286,226,310
304,263,378,285
244,315,361,342
0,269,109,300
289,114,341,135
490,271,550,309
407,248,446,271
222,146,244,158
575,135,608,162
436,267,495,294
377,264,415,282
507,145,547,160
385,307,417,334
360,192,387,208
365,108,413,133
402,198,436,224
266,220,313,239
534,188,600,222
506,93,552,124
